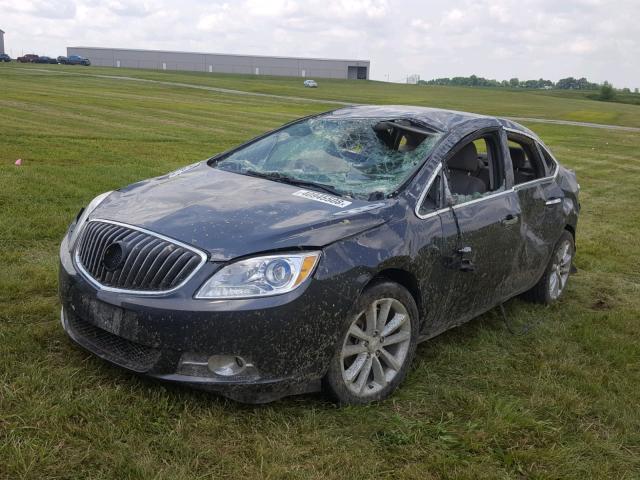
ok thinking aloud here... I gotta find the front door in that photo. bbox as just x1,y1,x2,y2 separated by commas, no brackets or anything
437,129,523,326
412,165,461,338
437,191,523,325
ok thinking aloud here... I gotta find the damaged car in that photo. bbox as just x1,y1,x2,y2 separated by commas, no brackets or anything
59,106,580,404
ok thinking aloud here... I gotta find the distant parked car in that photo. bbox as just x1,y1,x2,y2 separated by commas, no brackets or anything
17,54,40,63
304,79,318,88
57,56,69,64
0,53,11,62
35,56,58,64
66,55,91,66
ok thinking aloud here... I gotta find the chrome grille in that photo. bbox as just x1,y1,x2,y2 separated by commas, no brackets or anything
75,220,205,292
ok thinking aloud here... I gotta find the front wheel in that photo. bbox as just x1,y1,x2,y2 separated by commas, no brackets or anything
323,281,419,405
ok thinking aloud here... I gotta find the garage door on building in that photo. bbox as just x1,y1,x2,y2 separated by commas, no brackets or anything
348,66,368,80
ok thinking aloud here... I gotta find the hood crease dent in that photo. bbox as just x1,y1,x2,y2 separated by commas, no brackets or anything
93,166,389,261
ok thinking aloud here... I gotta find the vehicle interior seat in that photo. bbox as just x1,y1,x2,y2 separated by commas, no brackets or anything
398,133,421,152
476,154,491,189
447,142,487,195
510,147,535,184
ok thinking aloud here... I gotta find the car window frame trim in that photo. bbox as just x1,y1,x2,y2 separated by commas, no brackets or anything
504,128,560,189
415,128,561,219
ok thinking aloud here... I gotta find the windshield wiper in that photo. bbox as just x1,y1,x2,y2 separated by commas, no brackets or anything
368,190,387,201
243,169,346,197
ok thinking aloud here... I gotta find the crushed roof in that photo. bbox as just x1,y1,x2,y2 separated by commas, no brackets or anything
325,105,537,137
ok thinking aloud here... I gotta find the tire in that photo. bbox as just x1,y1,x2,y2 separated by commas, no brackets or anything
323,281,419,405
523,230,575,305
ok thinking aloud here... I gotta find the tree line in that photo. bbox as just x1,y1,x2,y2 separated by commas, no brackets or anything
419,75,600,90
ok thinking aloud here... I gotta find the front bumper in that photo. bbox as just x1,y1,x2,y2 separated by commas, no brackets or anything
58,235,357,403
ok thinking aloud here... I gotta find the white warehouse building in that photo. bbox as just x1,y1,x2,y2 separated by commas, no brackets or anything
66,47,370,80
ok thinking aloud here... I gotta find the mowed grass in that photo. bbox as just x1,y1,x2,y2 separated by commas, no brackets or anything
1,64,639,479
6,62,640,128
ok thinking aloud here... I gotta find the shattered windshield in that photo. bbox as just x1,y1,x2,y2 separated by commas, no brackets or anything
214,117,442,199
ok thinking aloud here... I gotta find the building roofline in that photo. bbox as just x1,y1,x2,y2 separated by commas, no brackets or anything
67,46,370,64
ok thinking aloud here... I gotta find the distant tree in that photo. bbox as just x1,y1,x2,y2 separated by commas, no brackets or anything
418,75,590,91
540,78,554,88
557,77,577,89
599,81,616,100
577,77,598,89
621,87,631,93
523,79,542,88
635,88,639,94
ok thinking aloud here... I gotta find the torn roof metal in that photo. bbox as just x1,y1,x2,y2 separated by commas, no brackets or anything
325,105,538,138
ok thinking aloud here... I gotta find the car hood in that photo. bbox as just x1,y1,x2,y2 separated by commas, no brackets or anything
91,163,390,261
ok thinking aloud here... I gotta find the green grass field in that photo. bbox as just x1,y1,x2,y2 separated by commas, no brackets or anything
1,63,639,479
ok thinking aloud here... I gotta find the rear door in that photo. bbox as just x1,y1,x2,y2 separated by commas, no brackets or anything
506,130,565,290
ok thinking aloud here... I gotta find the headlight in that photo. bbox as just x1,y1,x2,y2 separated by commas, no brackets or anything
68,191,113,250
195,252,320,299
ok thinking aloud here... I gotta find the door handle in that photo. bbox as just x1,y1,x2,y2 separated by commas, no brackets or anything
456,246,474,272
545,197,562,206
501,214,519,226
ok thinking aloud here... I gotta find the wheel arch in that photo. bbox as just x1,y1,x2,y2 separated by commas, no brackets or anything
564,224,576,242
368,268,423,321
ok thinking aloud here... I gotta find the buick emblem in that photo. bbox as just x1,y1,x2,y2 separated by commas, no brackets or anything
102,242,126,271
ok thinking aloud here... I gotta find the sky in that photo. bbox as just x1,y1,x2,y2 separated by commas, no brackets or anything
1,0,638,88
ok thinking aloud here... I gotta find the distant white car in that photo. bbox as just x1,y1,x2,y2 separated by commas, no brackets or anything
303,80,318,88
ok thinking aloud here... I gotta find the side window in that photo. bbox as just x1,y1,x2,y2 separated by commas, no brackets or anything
538,144,557,174
442,133,505,205
507,134,547,184
418,172,441,215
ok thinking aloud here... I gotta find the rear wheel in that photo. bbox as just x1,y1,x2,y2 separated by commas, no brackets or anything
523,230,574,304
323,281,419,405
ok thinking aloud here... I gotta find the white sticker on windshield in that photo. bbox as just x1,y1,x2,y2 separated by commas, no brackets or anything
293,190,352,208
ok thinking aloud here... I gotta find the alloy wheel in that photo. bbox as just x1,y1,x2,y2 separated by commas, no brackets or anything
340,298,412,397
549,239,572,300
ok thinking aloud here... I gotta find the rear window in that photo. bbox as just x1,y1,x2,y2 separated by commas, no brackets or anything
507,133,547,184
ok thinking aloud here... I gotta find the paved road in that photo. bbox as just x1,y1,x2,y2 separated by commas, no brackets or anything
20,68,354,106
15,67,640,133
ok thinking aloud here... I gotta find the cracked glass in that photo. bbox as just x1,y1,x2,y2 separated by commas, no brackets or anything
214,117,442,200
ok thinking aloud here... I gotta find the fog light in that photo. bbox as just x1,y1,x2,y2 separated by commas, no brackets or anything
208,355,247,376
177,352,259,380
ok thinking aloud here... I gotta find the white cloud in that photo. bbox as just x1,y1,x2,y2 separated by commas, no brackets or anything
0,0,638,88
197,4,233,32
568,38,596,54
410,19,431,31
107,0,155,17
1,0,76,19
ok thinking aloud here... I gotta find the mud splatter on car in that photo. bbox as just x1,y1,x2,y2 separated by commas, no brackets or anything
59,105,579,404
